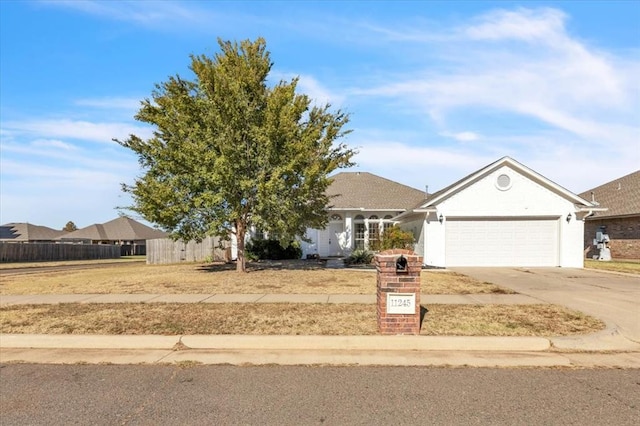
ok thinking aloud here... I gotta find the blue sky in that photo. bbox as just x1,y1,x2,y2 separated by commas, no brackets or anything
1,0,639,230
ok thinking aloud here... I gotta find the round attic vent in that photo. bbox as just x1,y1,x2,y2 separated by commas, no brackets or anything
496,173,512,190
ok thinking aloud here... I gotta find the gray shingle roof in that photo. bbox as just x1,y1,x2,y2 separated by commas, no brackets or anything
0,223,66,242
326,172,426,210
578,170,640,218
60,217,167,241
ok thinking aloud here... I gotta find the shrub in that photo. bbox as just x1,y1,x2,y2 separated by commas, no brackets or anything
246,238,302,260
345,249,375,265
370,226,415,251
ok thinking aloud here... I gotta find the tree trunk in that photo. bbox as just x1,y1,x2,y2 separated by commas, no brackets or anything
235,220,247,272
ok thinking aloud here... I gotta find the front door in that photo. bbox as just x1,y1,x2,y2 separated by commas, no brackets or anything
328,222,344,256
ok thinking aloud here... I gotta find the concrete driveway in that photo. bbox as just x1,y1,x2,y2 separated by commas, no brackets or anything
452,267,640,350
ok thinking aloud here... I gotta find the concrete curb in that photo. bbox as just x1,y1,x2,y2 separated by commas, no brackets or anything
180,335,552,351
2,334,639,368
550,327,640,351
0,334,551,351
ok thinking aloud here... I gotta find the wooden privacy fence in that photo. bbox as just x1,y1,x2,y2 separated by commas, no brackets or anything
146,236,231,264
0,242,120,262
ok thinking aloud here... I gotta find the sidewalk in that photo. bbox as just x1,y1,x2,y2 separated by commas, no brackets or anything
0,293,541,305
2,292,639,368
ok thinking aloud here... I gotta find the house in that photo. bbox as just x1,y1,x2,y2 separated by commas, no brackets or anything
0,223,66,243
299,172,427,258
394,157,603,268
579,170,640,260
58,217,167,255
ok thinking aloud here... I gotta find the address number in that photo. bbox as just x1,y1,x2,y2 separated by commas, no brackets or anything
389,298,412,308
386,293,415,314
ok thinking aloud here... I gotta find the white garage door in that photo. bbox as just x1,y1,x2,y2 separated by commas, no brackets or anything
445,218,559,267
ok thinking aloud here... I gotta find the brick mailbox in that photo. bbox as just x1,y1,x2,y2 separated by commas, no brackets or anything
375,249,422,335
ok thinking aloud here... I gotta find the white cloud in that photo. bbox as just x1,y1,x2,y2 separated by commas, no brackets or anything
74,97,142,111
352,7,639,176
440,131,480,142
296,74,346,107
2,119,152,144
270,72,346,107
43,0,214,28
463,8,567,43
349,138,495,192
31,139,77,151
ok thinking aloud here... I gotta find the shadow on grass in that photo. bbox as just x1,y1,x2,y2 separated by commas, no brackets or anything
197,259,327,273
420,305,428,331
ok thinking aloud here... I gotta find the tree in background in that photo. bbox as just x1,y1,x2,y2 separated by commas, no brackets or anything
62,221,77,232
370,226,415,251
117,38,355,272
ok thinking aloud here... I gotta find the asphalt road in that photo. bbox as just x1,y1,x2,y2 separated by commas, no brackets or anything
1,364,638,425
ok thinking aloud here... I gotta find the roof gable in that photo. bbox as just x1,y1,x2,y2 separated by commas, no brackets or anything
415,157,595,209
326,172,426,211
578,170,640,218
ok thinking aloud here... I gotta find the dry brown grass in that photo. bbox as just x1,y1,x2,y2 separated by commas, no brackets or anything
584,259,640,275
0,261,509,295
0,257,144,270
0,303,604,336
422,305,604,336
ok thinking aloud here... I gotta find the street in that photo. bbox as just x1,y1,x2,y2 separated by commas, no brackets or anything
1,364,638,425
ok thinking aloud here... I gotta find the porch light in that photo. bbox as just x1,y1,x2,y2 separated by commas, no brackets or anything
566,213,572,223
439,214,444,224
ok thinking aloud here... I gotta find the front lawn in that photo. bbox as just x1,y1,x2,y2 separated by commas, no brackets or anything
0,303,604,337
0,261,512,295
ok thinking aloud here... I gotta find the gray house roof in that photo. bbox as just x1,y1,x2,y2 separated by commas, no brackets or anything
578,170,640,219
0,223,66,242
59,217,167,241
326,172,426,211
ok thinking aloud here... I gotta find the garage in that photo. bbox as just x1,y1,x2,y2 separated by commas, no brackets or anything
395,157,600,268
445,218,560,267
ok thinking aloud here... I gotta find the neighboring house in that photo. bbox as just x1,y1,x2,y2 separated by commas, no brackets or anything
0,223,66,242
58,217,168,255
299,172,427,258
395,157,603,268
579,170,640,260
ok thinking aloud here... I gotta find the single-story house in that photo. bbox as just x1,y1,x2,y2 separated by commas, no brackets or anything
58,217,167,255
579,170,640,260
299,172,427,258
395,157,604,268
0,223,66,243
236,156,610,268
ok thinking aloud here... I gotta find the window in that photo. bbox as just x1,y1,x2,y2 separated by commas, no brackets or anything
354,223,366,250
330,214,342,221
368,222,380,247
496,173,512,191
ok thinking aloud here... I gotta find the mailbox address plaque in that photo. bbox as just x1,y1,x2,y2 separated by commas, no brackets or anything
386,293,416,314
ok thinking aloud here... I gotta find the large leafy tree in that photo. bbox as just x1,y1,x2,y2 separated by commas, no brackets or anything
118,38,355,272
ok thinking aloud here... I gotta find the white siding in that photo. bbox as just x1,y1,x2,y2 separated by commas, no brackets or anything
420,165,586,268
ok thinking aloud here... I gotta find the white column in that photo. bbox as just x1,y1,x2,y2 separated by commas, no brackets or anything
364,218,370,250
345,214,353,251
